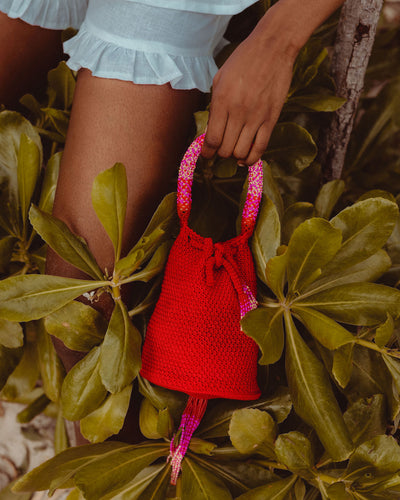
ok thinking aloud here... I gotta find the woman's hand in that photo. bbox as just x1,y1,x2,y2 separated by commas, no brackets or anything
201,0,346,166
201,32,296,166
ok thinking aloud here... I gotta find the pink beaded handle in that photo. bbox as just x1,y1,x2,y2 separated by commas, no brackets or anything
177,133,263,235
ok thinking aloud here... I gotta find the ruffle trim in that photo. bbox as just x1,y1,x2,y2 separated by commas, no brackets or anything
64,22,218,93
0,0,88,29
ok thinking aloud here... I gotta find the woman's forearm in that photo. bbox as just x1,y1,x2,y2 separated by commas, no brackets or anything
253,0,346,58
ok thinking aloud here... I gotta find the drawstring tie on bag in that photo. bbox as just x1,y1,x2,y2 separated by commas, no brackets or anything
167,239,258,485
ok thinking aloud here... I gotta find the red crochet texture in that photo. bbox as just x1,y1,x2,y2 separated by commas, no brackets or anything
140,134,263,401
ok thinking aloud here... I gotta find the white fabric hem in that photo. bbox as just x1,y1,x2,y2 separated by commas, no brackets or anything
64,22,218,92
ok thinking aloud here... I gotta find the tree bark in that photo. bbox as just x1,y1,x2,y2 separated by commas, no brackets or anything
320,0,384,181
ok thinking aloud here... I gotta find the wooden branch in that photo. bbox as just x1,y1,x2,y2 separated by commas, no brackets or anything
320,0,384,181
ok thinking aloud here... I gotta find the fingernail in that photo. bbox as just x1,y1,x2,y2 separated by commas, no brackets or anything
237,161,246,167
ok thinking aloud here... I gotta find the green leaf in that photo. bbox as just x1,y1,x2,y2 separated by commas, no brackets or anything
157,407,174,439
12,442,132,492
38,152,61,213
343,395,386,447
17,393,50,423
1,338,39,399
301,250,392,295
262,161,284,220
55,408,69,455
41,108,69,137
285,94,346,112
328,198,399,270
0,236,17,273
44,300,107,352
91,163,127,262
61,346,107,420
315,180,345,219
297,283,400,325
229,408,276,457
194,110,209,136
37,319,65,403
17,134,40,227
214,158,238,178
274,431,314,475
251,196,281,285
326,483,354,500
284,312,353,461
29,205,104,280
375,314,394,348
139,397,162,440
131,241,171,283
47,61,76,109
65,488,85,500
286,218,342,294
265,248,288,300
241,307,284,365
0,274,107,322
74,444,168,500
99,301,141,393
80,384,132,443
182,457,232,500
265,123,317,174
0,319,23,348
235,475,297,500
332,343,354,389
346,435,400,480
0,345,23,391
189,438,217,456
197,387,291,439
382,354,400,394
282,202,314,246
293,308,354,350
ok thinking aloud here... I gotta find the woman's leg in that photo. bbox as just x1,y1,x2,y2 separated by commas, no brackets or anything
46,68,203,442
0,12,62,107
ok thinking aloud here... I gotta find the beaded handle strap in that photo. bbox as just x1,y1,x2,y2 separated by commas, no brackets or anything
177,133,263,235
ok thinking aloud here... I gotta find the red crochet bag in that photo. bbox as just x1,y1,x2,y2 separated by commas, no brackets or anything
140,133,263,483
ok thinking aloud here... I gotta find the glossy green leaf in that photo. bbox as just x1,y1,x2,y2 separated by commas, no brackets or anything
38,152,61,214
315,180,345,219
80,384,132,443
293,307,354,350
286,94,345,112
326,483,354,500
17,393,50,423
229,408,276,457
297,283,400,325
214,158,238,178
284,312,353,461
346,435,400,479
197,387,291,439
61,346,107,420
0,319,23,348
265,122,317,174
274,431,314,474
286,218,342,294
17,134,40,226
281,202,314,246
74,444,168,500
262,161,284,219
139,397,162,440
44,300,107,352
131,241,171,283
382,354,400,394
99,301,141,393
12,442,132,492
344,395,386,447
47,61,76,109
251,196,281,285
265,248,288,300
0,236,17,273
114,227,164,279
241,307,284,365
235,475,297,500
0,274,107,322
37,319,65,403
1,338,39,399
157,407,174,439
194,110,209,136
327,198,399,270
65,488,85,500
91,163,127,262
302,250,392,295
294,478,306,500
0,345,23,391
30,205,104,280
332,343,354,389
181,457,232,500
55,408,69,455
189,438,217,456
41,108,69,137
375,314,394,348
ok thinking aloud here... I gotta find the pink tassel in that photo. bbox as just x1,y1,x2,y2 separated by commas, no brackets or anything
168,396,208,485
